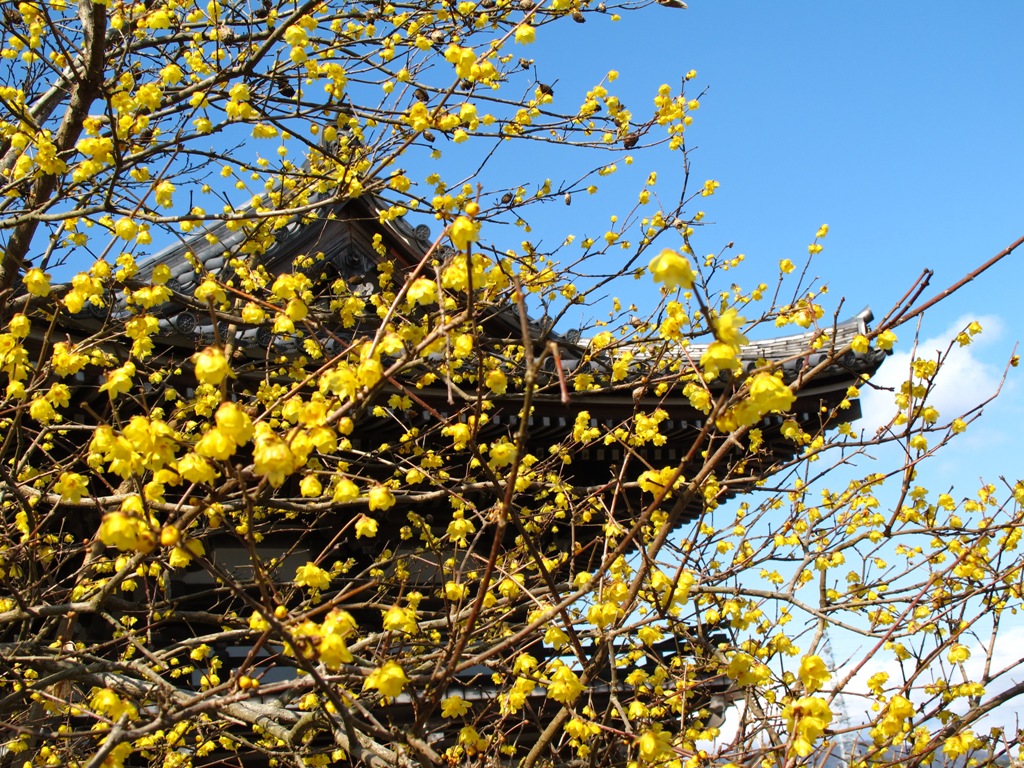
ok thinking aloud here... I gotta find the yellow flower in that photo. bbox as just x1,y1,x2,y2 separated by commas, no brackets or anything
876,329,897,351
283,24,308,46
168,538,204,568
873,694,914,739
229,83,251,102
99,361,136,399
154,180,175,208
98,509,157,553
354,514,378,538
458,725,488,753
636,625,663,646
319,609,357,669
447,512,475,545
943,729,980,759
249,611,270,632
637,725,673,763
587,601,620,629
947,643,970,663
444,581,469,601
498,577,522,599
783,696,832,758
488,442,516,468
449,216,480,251
114,218,138,240
29,397,57,423
195,279,227,305
51,342,88,376
195,427,236,460
851,334,869,354
733,373,796,426
712,308,748,349
295,562,331,591
445,44,477,80
333,478,360,502
382,604,418,634
285,297,308,321
513,653,538,675
215,401,254,445
192,347,232,385
160,63,183,85
54,472,88,503
514,23,535,44
637,466,680,496
241,302,265,324
450,335,473,359
22,268,51,297
90,688,138,721
545,624,570,649
160,525,180,547
357,357,383,389
406,277,437,306
648,248,695,291
145,8,171,28
484,368,508,395
700,341,741,380
367,485,395,511
798,654,831,694
363,660,409,698
441,695,470,718
253,432,296,487
8,313,29,338
299,474,322,498
177,452,217,484
727,652,769,686
546,661,583,705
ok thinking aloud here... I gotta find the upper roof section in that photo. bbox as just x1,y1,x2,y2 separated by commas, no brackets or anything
88,195,885,392
136,194,433,296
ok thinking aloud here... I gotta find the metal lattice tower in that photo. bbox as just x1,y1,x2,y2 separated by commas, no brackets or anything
821,629,858,761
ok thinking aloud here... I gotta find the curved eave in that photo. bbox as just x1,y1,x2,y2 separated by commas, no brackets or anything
567,307,884,384
133,194,432,283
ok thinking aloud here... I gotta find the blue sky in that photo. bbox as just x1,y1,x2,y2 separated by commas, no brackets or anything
627,3,1024,729
512,1,1024,483
523,2,1024,314
511,1,1024,731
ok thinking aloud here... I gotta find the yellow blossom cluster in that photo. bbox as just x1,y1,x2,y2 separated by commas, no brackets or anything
0,2,1017,767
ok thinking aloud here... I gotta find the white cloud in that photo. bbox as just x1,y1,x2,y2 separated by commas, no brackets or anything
835,622,1024,738
695,622,1024,760
858,314,1007,435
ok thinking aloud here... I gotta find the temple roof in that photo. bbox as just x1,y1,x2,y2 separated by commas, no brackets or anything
137,194,434,293
122,193,884,381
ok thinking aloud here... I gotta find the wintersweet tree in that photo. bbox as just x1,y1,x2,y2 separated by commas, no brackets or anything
0,1,1022,767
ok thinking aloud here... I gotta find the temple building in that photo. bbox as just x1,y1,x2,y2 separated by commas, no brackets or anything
34,194,887,765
